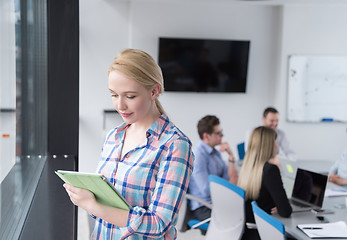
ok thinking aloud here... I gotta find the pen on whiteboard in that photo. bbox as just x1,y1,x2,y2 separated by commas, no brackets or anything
302,227,323,229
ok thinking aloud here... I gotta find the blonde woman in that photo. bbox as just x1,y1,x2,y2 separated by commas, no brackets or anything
63,49,193,239
238,126,292,240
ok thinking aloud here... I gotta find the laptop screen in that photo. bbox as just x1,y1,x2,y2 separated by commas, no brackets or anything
291,168,328,208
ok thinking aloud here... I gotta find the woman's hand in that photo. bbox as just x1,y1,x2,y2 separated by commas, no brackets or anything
63,183,129,227
271,207,278,215
63,183,97,211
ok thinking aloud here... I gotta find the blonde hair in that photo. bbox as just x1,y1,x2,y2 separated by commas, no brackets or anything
108,49,165,114
237,126,277,200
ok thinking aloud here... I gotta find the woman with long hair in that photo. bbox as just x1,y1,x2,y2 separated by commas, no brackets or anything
238,126,292,239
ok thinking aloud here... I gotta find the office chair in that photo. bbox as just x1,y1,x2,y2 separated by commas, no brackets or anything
178,192,212,234
237,142,245,161
251,201,286,240
205,175,246,240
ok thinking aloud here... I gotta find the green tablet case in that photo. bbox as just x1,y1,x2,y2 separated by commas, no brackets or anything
55,170,131,210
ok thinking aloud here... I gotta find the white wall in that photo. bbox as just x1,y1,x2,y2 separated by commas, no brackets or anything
79,0,347,172
277,3,347,160
130,1,283,153
79,0,130,171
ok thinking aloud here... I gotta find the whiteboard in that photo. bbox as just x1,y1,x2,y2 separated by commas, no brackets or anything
287,55,347,123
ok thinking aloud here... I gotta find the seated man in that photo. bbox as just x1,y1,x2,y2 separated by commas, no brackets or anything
329,147,347,185
189,115,238,222
245,107,296,162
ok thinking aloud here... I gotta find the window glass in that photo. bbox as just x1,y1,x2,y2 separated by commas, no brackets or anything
0,0,48,184
16,0,48,158
0,0,48,238
0,0,17,182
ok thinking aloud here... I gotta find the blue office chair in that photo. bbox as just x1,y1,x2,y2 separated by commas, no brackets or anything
178,192,212,234
205,175,246,240
237,142,245,161
251,201,286,240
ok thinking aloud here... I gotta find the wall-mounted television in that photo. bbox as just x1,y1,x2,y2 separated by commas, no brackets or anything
158,37,250,93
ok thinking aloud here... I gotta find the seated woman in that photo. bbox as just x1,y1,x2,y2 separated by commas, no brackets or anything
329,147,347,185
238,126,292,240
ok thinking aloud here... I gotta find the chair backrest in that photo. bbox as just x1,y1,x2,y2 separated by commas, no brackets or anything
177,193,191,232
251,201,286,240
237,142,245,161
206,175,246,240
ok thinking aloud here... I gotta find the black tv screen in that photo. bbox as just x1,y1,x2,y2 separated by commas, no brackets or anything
158,37,250,93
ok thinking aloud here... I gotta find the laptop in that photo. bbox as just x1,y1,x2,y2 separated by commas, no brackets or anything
289,168,328,212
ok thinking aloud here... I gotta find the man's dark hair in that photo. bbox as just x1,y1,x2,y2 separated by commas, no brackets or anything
197,115,220,140
263,107,278,118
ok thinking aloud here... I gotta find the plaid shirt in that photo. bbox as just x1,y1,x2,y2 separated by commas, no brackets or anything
91,114,193,239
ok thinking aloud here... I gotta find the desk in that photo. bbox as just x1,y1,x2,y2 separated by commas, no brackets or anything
297,160,334,175
274,160,347,240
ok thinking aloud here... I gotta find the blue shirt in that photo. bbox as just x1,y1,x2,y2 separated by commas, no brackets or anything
188,140,228,211
91,114,193,239
330,147,347,179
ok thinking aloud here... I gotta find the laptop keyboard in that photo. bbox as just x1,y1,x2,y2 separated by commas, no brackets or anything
290,199,311,208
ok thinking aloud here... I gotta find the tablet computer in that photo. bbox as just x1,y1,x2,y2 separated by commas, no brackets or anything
55,170,132,210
